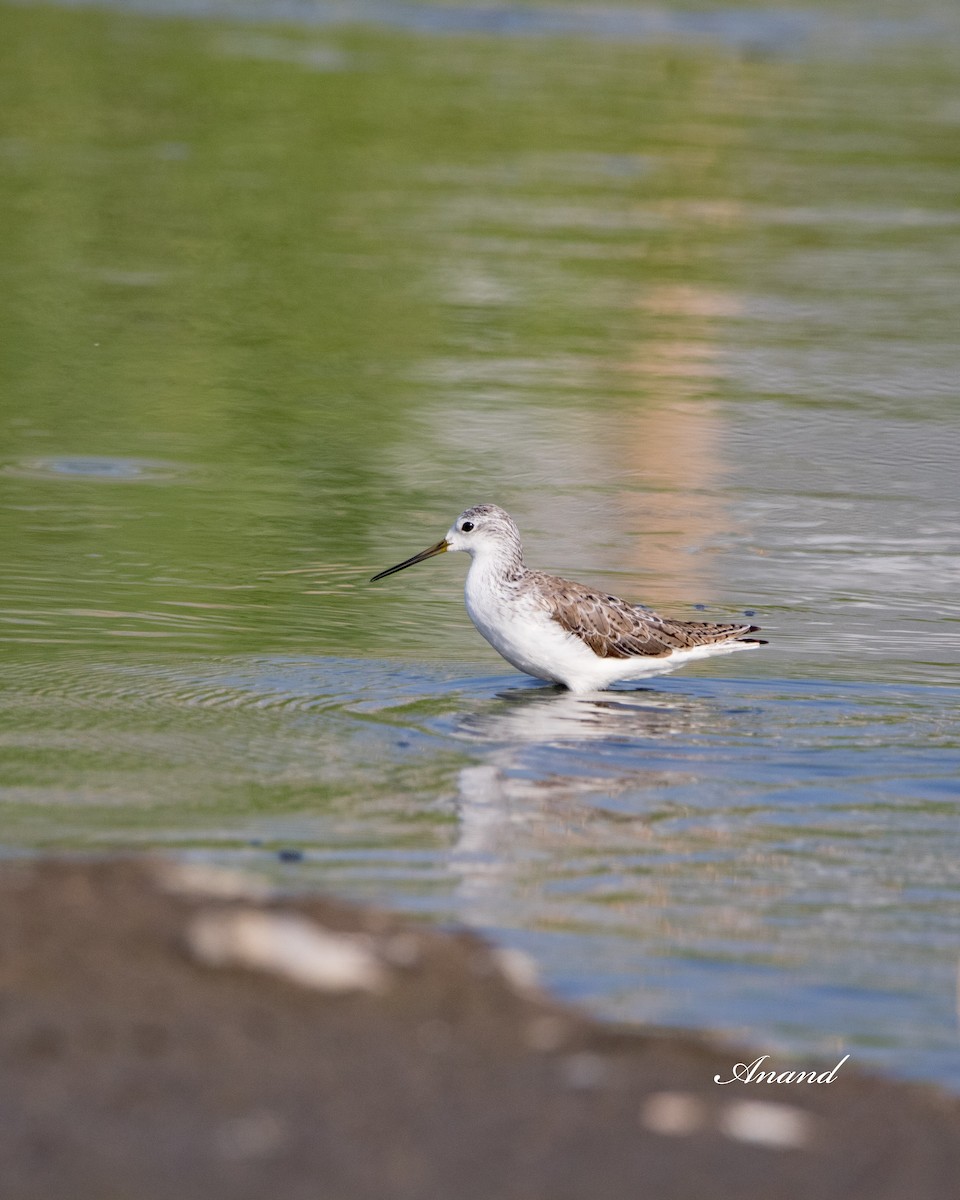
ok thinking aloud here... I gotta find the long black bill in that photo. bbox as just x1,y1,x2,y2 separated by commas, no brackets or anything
370,539,449,582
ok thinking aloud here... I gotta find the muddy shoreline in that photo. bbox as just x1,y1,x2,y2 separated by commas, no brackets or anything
3,859,957,1199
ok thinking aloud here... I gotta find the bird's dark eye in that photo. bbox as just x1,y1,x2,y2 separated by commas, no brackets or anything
461,520,475,533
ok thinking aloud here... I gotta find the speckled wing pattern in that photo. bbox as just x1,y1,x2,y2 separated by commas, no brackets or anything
526,572,765,659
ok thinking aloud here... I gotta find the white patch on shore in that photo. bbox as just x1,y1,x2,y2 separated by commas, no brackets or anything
187,908,387,993
560,1051,611,1090
640,1092,707,1136
719,1100,813,1149
156,861,272,901
492,946,540,993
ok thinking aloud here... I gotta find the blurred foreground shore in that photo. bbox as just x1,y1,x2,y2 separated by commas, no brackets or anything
3,859,958,1199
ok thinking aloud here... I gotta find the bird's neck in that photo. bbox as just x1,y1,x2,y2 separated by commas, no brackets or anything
467,543,526,586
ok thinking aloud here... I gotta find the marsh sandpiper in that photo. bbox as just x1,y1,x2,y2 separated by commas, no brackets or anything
371,504,765,693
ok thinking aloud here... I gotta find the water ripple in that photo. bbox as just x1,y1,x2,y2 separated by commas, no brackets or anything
12,0,955,55
2,456,185,483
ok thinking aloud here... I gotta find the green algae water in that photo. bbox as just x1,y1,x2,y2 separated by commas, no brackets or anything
2,0,959,1087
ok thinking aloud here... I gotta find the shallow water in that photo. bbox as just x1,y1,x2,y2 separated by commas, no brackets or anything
2,0,959,1087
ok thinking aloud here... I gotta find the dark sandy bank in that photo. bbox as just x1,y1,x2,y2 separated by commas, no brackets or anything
2,859,958,1199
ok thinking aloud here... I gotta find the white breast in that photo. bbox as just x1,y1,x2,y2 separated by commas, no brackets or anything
463,561,597,686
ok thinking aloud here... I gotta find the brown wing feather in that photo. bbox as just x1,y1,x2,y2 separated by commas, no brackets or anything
526,572,764,660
